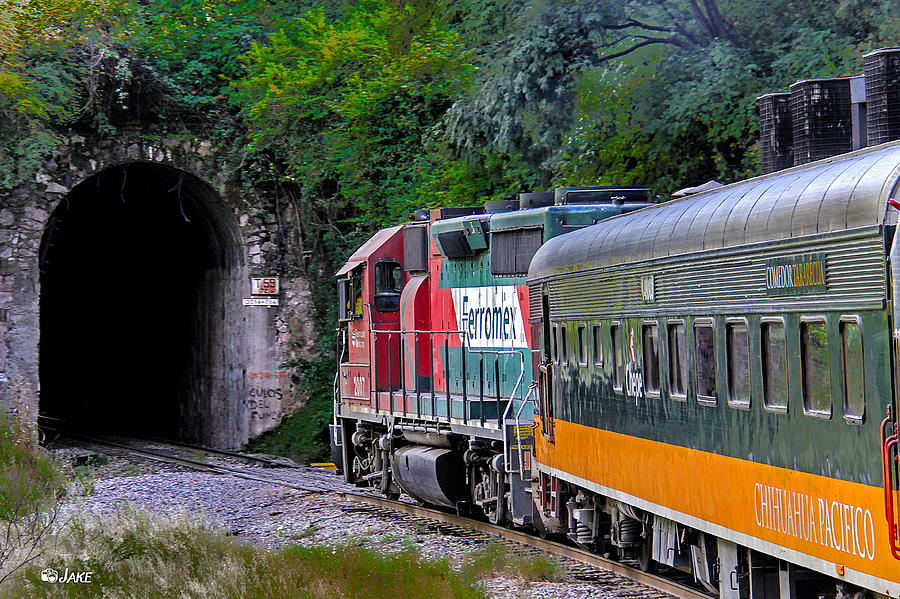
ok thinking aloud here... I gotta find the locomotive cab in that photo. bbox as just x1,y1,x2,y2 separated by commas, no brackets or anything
336,226,404,405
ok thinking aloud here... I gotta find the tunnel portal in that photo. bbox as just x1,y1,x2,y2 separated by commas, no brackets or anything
38,163,245,444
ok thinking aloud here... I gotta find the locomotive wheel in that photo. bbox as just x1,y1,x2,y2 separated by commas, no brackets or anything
637,536,657,573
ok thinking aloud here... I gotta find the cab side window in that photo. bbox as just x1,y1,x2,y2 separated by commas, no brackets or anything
373,260,402,312
338,271,364,320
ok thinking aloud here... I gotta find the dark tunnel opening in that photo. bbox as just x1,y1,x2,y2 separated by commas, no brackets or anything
38,163,241,443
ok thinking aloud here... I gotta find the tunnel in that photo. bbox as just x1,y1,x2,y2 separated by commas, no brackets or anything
38,163,246,445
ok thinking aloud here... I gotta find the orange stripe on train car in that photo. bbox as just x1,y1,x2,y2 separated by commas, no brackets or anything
534,417,899,587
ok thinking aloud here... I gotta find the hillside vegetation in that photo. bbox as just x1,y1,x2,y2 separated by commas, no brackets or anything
1,0,895,459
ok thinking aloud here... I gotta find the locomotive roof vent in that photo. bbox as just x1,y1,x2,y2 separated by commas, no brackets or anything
518,191,554,210
483,199,520,213
554,186,651,205
435,206,484,221
413,209,430,221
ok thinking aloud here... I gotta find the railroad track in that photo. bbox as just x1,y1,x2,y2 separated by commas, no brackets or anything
64,434,712,599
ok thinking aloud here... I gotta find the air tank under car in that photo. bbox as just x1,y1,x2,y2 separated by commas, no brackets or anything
391,446,467,509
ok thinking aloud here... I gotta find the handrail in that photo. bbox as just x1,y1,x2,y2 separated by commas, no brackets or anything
334,326,347,439
881,406,900,561
356,318,530,428
509,383,537,475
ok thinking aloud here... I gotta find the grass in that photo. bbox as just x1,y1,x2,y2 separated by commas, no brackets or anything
0,411,67,587
462,541,565,583
1,510,565,598
2,509,565,599
0,413,564,598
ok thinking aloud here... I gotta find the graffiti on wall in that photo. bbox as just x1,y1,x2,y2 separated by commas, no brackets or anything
246,371,289,422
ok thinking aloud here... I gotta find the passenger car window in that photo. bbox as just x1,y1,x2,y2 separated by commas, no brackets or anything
560,325,568,365
611,323,623,391
552,325,558,363
727,321,750,407
642,323,660,394
694,323,717,402
592,325,603,366
801,319,832,417
761,320,788,412
840,318,864,422
667,322,687,400
578,325,587,366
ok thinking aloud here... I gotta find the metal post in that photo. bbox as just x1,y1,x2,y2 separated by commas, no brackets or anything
479,352,485,426
495,356,501,401
461,339,467,424
387,330,393,412
399,331,406,417
372,330,379,409
414,332,420,417
442,334,448,420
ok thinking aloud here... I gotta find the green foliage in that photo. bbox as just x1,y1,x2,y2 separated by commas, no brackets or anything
0,411,66,585
0,412,63,522
0,0,892,456
236,0,474,228
138,0,300,110
556,0,882,196
436,0,618,193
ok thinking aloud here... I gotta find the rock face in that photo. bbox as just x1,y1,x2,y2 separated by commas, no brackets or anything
0,130,317,448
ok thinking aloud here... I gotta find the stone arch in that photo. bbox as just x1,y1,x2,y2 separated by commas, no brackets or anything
37,162,249,446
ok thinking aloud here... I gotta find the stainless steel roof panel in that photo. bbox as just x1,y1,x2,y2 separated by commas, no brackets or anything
612,207,657,263
741,173,801,244
643,202,680,259
790,161,855,237
702,186,747,250
818,150,885,231
528,141,900,281
667,199,708,257
723,182,773,245
764,168,820,241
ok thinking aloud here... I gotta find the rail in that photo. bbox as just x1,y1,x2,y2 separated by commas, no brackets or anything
65,434,710,599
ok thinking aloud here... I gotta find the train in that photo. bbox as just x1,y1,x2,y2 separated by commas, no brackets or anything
333,140,900,598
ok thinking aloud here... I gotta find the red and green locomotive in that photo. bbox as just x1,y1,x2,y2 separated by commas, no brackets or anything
334,188,650,525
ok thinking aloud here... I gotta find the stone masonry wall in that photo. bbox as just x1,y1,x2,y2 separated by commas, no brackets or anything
0,129,316,447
